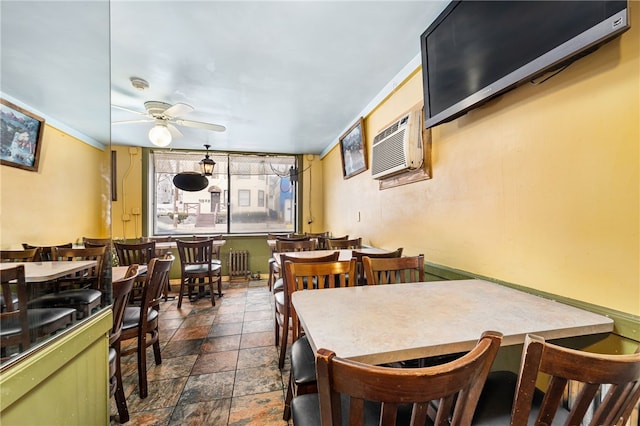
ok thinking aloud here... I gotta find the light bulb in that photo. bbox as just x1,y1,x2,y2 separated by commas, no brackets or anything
148,124,172,147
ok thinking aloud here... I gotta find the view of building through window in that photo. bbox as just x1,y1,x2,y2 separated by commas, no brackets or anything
152,151,297,235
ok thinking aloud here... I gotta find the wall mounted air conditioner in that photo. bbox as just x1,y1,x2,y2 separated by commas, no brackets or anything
371,109,423,179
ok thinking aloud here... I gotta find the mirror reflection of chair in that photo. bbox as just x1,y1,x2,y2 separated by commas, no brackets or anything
0,248,38,311
120,257,173,398
290,331,503,426
27,246,106,319
0,265,76,360
114,241,156,302
22,242,73,261
109,265,137,423
283,258,357,421
473,334,640,425
175,239,222,308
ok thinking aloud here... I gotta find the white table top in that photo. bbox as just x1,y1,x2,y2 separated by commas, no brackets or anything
275,248,390,266
291,279,614,365
112,265,148,282
0,261,98,283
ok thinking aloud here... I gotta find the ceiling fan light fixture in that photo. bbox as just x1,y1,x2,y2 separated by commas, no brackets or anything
148,122,172,147
199,144,215,176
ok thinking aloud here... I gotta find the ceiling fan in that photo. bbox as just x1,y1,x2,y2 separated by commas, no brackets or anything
112,101,226,146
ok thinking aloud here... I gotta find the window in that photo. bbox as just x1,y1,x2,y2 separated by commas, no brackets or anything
150,151,297,234
238,190,251,207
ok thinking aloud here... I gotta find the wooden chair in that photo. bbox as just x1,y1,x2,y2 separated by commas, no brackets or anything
120,257,173,398
114,241,156,302
1,265,31,359
175,239,222,308
352,248,403,285
327,237,362,250
275,252,340,369
0,248,38,311
27,246,106,319
305,232,330,249
290,331,503,426
272,240,318,294
363,254,425,285
473,334,640,425
109,265,137,423
83,237,112,247
283,258,357,420
22,242,73,261
0,265,76,359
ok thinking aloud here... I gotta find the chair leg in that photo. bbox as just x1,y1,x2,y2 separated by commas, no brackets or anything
217,275,223,297
114,344,130,423
278,315,289,370
283,372,293,421
177,280,185,308
274,312,280,346
208,276,216,307
138,335,148,399
152,338,162,365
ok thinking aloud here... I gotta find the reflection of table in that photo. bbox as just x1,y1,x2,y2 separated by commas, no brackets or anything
0,261,97,283
112,265,147,282
274,248,390,266
292,279,614,365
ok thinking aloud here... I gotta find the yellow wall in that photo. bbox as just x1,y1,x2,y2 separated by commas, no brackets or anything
0,125,109,247
111,145,144,241
323,3,639,316
300,154,325,234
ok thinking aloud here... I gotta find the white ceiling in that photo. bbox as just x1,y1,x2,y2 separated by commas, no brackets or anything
1,1,448,154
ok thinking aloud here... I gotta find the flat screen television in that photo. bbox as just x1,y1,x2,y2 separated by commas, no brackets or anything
420,1,630,129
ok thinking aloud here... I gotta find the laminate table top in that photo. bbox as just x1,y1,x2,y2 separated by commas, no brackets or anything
291,279,614,365
0,261,97,283
112,265,148,282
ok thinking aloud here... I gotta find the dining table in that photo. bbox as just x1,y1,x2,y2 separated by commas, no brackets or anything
112,264,148,282
291,278,614,365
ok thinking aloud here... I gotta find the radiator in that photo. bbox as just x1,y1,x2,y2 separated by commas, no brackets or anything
228,249,250,282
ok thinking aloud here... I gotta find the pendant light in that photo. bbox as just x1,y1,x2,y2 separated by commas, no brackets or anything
199,144,215,176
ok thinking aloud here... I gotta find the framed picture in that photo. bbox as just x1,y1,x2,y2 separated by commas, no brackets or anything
0,99,44,172
339,117,367,179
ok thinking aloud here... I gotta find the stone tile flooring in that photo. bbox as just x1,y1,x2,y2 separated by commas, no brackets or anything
112,279,291,425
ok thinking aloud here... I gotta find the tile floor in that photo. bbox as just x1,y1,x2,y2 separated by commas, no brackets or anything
112,279,291,425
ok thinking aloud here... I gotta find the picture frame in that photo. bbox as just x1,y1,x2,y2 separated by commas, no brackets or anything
339,117,367,179
0,99,44,172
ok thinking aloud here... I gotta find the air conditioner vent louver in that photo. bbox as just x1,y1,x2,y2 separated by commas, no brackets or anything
371,110,423,179
371,130,406,175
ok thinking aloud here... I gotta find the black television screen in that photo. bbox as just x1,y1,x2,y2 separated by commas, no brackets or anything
421,1,629,129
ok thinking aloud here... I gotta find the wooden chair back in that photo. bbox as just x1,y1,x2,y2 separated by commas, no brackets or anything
0,248,39,262
306,232,330,249
327,237,362,250
284,259,356,341
114,241,156,266
315,331,503,426
276,239,317,253
83,237,112,248
109,265,137,345
51,246,107,290
176,239,214,273
363,254,425,284
0,265,30,355
510,334,640,426
352,248,403,285
277,234,311,242
22,243,73,261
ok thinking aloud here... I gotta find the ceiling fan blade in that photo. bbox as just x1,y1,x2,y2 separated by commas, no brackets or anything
167,123,183,138
111,104,147,116
112,119,153,125
163,102,194,119
173,119,226,132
